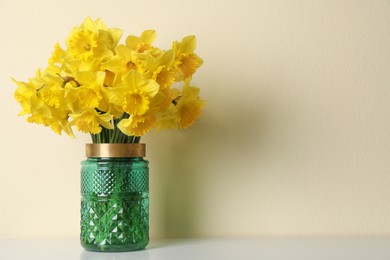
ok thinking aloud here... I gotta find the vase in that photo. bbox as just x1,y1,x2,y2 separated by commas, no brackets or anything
80,143,149,252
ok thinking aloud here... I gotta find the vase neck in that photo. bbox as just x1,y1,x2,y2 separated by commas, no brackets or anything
86,143,146,158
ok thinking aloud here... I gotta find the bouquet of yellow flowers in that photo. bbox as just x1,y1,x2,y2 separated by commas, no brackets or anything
13,17,204,143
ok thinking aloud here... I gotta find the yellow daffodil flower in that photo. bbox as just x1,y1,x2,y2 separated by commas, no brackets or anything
66,17,121,62
155,104,180,130
150,88,180,113
173,36,203,80
13,79,36,115
144,50,176,90
102,44,146,75
176,81,205,128
74,71,107,111
38,74,66,109
48,118,75,138
48,42,64,66
107,71,159,116
69,108,113,134
126,30,157,54
117,113,155,136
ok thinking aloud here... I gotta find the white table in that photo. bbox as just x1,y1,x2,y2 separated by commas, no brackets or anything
1,238,390,260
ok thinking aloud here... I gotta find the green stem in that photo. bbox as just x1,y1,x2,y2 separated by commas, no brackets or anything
134,136,141,143
89,113,143,144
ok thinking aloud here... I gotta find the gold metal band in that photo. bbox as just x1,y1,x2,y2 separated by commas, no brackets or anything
86,143,146,158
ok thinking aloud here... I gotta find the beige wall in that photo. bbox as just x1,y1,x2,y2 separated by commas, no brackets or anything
1,0,390,239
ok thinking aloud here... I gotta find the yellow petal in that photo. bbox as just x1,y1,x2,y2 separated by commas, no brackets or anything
117,113,155,136
141,30,157,44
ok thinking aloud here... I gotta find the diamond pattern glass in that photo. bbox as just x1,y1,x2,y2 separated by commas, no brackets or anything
80,157,149,252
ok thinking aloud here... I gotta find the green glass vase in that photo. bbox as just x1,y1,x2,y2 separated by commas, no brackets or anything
80,143,149,252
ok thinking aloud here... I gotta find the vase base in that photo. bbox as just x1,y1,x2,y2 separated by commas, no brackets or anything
81,241,148,252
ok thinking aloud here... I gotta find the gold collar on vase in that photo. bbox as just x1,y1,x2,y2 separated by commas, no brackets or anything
86,143,146,158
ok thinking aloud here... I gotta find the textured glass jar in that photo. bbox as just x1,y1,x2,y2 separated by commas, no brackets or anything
80,143,149,252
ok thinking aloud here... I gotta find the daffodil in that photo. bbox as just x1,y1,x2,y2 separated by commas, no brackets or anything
126,30,157,54
69,108,113,134
107,71,159,116
66,17,122,62
74,71,107,111
155,82,204,130
117,112,155,136
66,27,98,61
48,42,64,67
48,118,75,137
175,81,205,128
38,73,66,109
150,88,180,113
102,44,146,75
144,50,176,90
28,95,73,135
155,104,180,130
173,36,203,80
13,79,37,115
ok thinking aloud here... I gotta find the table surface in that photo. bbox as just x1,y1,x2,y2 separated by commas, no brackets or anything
1,238,390,260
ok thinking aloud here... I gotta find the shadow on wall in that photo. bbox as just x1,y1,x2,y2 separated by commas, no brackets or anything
149,93,274,238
